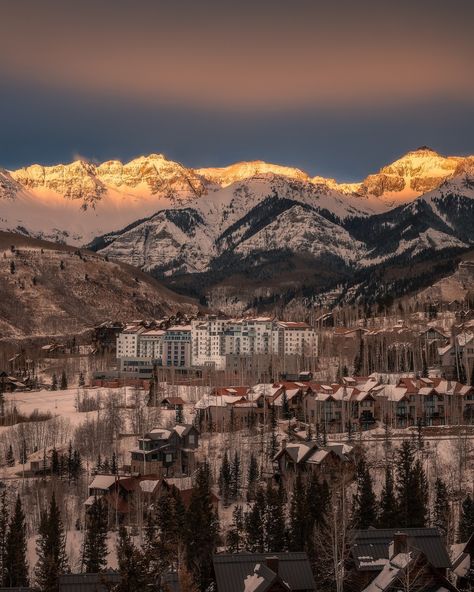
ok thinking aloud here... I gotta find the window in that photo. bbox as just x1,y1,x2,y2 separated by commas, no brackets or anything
189,434,195,445
165,453,172,463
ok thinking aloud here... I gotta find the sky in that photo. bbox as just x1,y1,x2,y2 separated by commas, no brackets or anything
1,0,474,180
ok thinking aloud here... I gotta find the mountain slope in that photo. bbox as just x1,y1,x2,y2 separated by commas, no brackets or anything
1,147,473,311
0,232,197,339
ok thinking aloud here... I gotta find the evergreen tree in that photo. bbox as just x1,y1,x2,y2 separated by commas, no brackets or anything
227,506,245,552
51,374,58,391
116,525,149,592
184,462,219,591
51,448,60,476
78,371,85,387
35,493,68,592
289,473,308,551
176,406,184,424
244,486,266,552
305,422,313,442
60,371,68,390
246,453,259,502
230,452,241,501
6,445,14,467
9,261,15,275
352,457,377,529
111,451,118,475
0,491,8,586
19,439,27,465
82,497,108,573
378,466,398,528
411,458,429,527
265,482,286,552
396,441,427,528
5,496,28,587
458,494,474,542
218,451,231,506
433,478,449,537
281,392,290,420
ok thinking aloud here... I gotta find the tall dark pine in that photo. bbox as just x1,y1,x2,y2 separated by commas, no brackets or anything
5,496,29,587
51,374,58,391
378,466,398,528
265,482,286,552
244,487,266,553
352,458,377,529
458,494,474,542
227,506,245,552
433,478,450,537
230,452,241,501
82,497,108,573
247,453,259,502
60,371,68,390
116,525,149,592
289,473,308,551
184,462,219,591
268,404,279,459
218,451,231,506
35,493,68,592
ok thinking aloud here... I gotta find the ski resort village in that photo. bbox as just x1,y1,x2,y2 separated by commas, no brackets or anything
0,300,473,592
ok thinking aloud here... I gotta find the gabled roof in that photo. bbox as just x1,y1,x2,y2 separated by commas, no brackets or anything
352,528,452,571
213,553,315,592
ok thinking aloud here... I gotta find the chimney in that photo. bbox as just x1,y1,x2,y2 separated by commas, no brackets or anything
265,556,279,574
393,532,408,556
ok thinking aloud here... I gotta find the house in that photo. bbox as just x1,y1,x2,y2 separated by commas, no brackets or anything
213,553,315,592
273,439,354,482
130,424,199,476
58,572,120,592
195,387,262,431
350,528,453,591
161,396,186,411
451,533,474,590
0,371,26,393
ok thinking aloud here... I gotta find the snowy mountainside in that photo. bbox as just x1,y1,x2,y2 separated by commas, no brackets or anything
0,232,197,339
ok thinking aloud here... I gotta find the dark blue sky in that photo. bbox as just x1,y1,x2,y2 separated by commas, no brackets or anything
1,0,473,180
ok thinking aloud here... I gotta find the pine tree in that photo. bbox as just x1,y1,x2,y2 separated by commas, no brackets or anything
289,473,308,551
60,371,68,390
51,448,60,476
5,496,28,587
396,441,427,528
176,406,184,424
78,371,85,387
230,452,241,501
265,482,286,552
35,493,68,592
281,392,290,420
9,261,15,275
458,494,474,542
0,491,8,586
19,439,27,465
352,457,377,529
411,458,428,527
218,451,231,506
184,462,219,591
433,478,449,537
247,453,259,502
116,525,149,592
244,486,266,552
396,441,415,528
51,374,58,391
378,466,398,528
227,506,245,552
111,451,118,475
6,445,14,467
82,497,108,573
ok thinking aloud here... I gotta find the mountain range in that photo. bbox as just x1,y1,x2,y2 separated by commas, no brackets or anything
1,147,473,311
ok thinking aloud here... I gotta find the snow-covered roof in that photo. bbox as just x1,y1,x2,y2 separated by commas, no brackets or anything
89,474,117,490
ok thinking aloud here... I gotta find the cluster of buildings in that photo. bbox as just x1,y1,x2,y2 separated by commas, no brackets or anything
116,316,318,376
194,375,474,432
